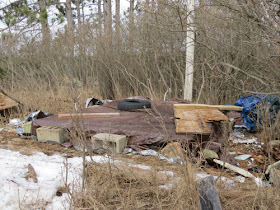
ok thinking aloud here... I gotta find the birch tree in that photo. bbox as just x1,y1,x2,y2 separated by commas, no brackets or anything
183,0,195,101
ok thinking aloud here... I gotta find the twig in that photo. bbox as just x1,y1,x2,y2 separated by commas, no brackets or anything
221,62,270,88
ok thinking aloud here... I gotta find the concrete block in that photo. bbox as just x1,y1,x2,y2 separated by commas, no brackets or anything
23,122,32,134
91,133,127,154
36,126,68,144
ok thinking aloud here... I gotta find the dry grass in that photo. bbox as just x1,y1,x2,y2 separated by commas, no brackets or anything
71,161,199,210
220,183,280,210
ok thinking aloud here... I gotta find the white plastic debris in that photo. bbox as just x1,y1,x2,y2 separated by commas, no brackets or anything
234,154,252,160
124,149,181,164
233,131,245,138
9,118,23,127
232,138,257,144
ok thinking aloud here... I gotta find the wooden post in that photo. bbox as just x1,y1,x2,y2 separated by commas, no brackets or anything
184,0,195,101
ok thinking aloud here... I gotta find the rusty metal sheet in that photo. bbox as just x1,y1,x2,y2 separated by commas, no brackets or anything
33,100,195,150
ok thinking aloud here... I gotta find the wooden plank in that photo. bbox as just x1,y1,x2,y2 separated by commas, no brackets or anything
174,109,198,119
175,119,211,134
198,109,228,122
174,104,243,111
174,109,228,122
0,93,19,111
58,112,120,119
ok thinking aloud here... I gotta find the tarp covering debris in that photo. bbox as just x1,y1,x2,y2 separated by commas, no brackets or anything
33,100,224,150
234,94,280,132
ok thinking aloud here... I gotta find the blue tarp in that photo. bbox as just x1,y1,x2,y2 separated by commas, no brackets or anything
234,94,280,132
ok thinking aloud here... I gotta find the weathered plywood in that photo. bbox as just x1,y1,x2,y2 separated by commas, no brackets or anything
174,104,243,111
175,119,211,134
0,93,19,111
58,112,120,119
174,104,228,134
198,109,228,122
174,109,228,122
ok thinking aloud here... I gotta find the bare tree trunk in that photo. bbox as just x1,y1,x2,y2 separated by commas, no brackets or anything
66,0,73,34
82,1,85,24
129,0,134,51
66,0,74,55
115,0,121,49
38,0,50,43
76,0,81,28
184,0,195,101
98,0,102,37
104,0,112,49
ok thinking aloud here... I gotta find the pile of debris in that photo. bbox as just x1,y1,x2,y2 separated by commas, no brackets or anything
2,93,280,209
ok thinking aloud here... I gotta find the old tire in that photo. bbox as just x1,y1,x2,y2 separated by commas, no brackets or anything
117,99,151,111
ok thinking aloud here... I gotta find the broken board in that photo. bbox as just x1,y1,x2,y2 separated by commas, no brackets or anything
174,109,228,122
175,119,211,134
58,112,120,119
0,93,19,111
174,104,243,111
174,105,228,134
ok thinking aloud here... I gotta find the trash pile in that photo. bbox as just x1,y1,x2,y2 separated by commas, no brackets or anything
1,93,280,209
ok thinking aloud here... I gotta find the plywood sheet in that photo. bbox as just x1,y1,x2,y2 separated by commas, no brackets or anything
174,109,228,122
174,104,243,111
0,93,19,111
174,105,228,134
175,119,211,134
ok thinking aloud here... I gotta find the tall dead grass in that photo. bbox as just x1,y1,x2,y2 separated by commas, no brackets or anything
71,161,199,209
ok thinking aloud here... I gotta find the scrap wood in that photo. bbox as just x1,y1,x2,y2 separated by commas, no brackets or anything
175,119,211,134
58,112,120,119
213,159,255,178
265,160,280,175
174,105,228,134
0,92,19,111
174,104,243,111
27,164,38,183
174,109,228,122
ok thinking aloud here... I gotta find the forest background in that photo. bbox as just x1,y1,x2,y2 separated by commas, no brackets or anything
0,0,279,114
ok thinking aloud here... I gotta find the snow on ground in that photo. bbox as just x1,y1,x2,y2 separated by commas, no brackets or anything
0,148,111,210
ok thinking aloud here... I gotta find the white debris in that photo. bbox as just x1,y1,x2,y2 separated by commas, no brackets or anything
232,138,257,144
234,154,252,160
9,118,24,127
195,173,235,188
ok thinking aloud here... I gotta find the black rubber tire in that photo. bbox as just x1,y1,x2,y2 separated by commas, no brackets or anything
117,99,151,111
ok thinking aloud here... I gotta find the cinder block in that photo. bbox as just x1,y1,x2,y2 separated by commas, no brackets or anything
36,126,68,144
91,133,127,154
22,121,32,134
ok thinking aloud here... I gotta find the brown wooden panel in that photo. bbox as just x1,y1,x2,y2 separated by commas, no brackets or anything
198,109,228,122
174,104,243,111
174,109,228,122
174,109,198,119
0,93,19,110
175,119,211,134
